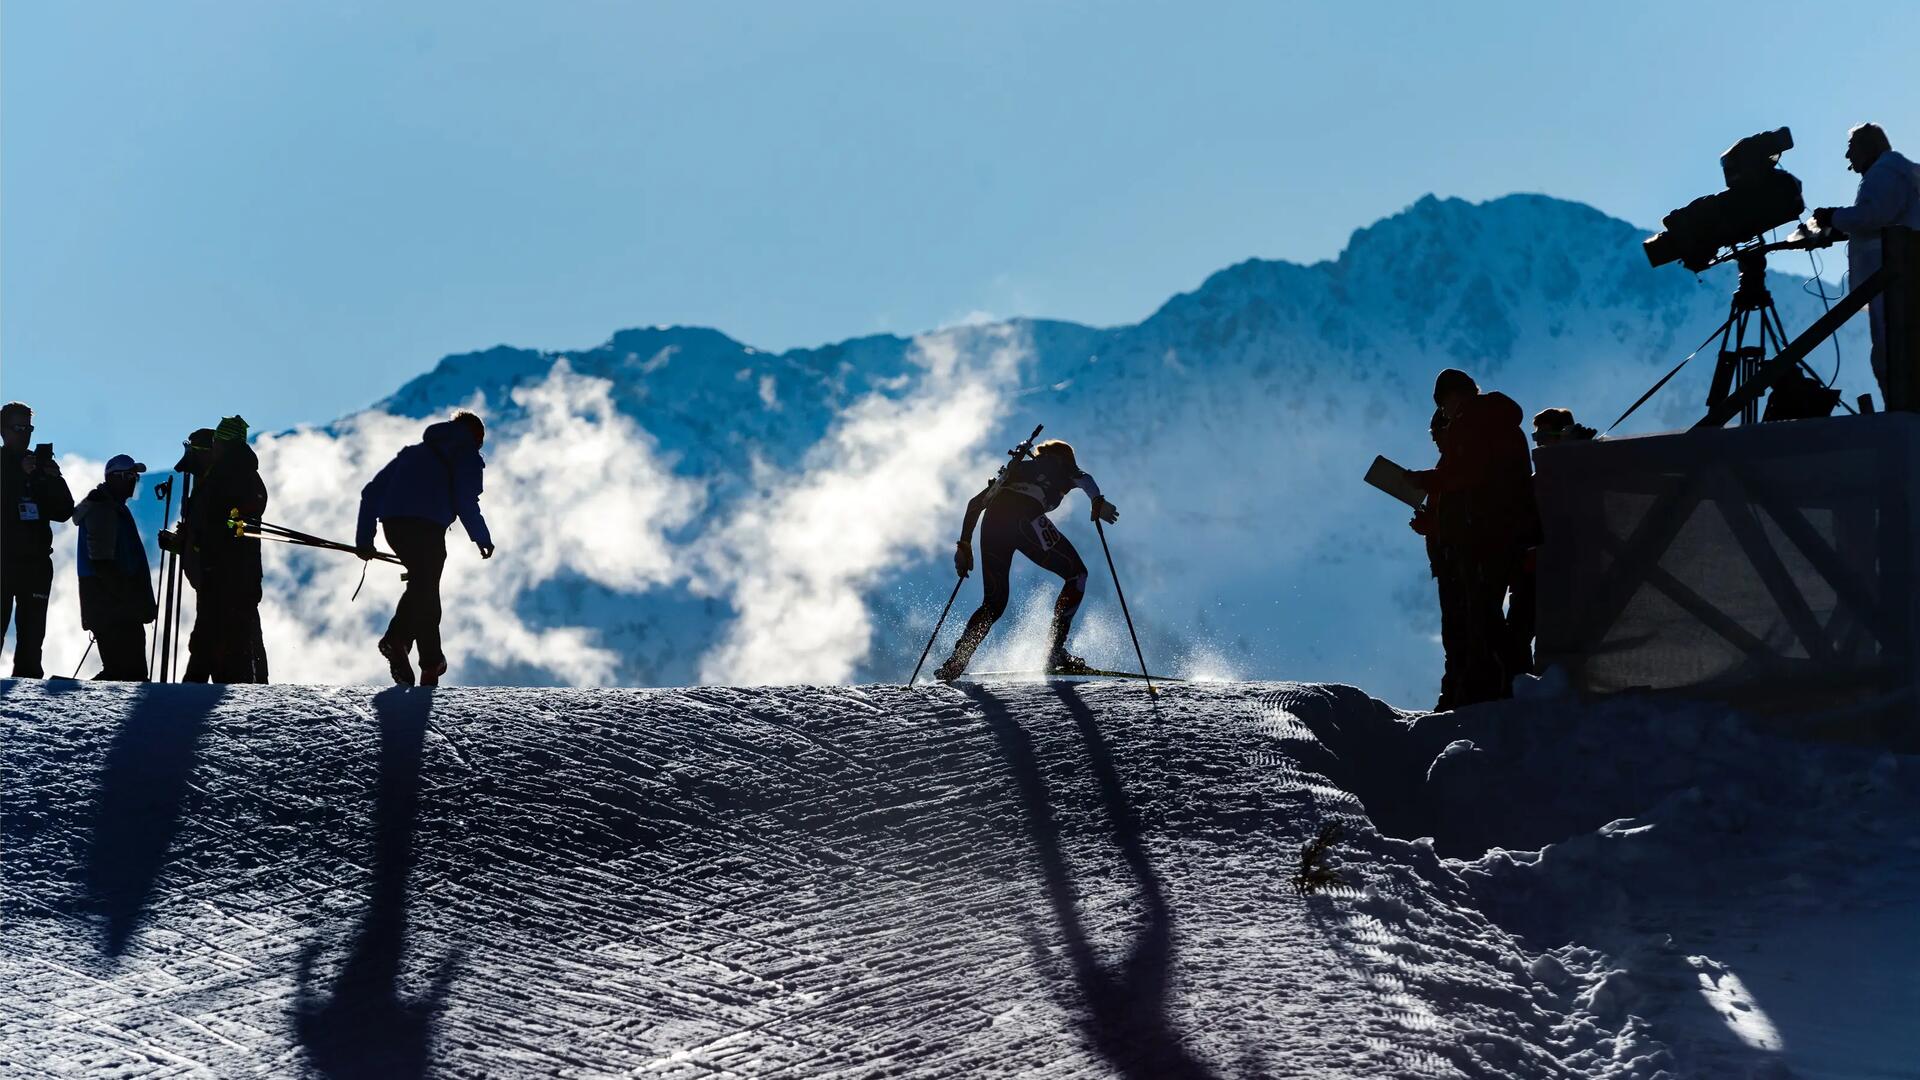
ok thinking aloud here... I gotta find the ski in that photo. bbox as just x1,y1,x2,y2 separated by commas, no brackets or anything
954,668,1185,683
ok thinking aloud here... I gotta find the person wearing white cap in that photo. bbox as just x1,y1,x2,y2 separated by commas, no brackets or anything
71,454,158,680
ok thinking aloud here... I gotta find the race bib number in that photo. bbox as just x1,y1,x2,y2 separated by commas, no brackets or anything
17,501,38,522
1031,515,1062,551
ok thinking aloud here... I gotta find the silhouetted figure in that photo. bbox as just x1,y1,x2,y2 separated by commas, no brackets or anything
1812,122,1920,399
935,439,1119,680
1410,408,1463,708
1513,408,1597,678
73,455,157,681
1408,370,1537,707
179,416,271,683
1812,123,1920,403
170,428,215,682
1,401,75,678
356,412,494,686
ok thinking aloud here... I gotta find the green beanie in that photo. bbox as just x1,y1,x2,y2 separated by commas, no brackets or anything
214,415,249,443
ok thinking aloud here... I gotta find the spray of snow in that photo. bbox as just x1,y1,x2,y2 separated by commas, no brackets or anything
694,326,1030,685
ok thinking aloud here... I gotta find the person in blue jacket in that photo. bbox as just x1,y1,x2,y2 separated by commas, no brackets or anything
356,412,495,686
72,455,157,681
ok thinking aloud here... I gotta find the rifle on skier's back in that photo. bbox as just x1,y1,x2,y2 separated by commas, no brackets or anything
985,423,1045,499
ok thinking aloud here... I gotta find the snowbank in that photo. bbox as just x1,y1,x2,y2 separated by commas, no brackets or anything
2,678,1913,1077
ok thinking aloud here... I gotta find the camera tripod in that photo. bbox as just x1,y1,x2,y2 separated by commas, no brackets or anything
1611,235,1848,432
1704,249,1792,425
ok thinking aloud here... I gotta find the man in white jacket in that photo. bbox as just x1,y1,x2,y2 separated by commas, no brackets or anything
1813,123,1920,401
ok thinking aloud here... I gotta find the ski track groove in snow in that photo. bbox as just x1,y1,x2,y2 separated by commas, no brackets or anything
8,677,1900,1077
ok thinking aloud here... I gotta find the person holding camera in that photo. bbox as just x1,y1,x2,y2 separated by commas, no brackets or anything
73,455,158,681
1812,123,1920,402
1,401,76,678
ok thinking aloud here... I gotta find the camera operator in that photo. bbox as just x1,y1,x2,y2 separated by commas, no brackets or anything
1,401,76,678
1812,123,1920,402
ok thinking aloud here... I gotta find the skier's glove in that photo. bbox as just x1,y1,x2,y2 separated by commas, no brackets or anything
1409,509,1432,536
954,539,973,578
356,544,375,561
1091,496,1119,525
479,543,496,560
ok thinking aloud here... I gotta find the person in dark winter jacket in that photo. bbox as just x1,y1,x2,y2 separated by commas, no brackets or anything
1410,408,1465,709
1,402,76,678
1408,369,1538,707
73,455,158,681
356,412,495,686
934,439,1119,681
1504,408,1598,681
181,416,271,684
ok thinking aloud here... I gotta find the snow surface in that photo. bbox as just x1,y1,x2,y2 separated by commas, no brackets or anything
4,677,1913,1077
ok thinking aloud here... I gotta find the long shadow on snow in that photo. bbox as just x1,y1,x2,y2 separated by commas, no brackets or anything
84,681,224,957
965,683,1221,1080
294,687,461,1080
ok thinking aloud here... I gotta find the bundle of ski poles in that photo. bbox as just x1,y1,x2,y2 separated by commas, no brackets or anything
226,511,404,564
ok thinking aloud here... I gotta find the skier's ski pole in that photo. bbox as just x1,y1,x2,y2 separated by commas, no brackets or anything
1094,518,1155,698
72,635,94,679
245,530,404,564
908,573,966,687
169,473,192,683
151,478,174,677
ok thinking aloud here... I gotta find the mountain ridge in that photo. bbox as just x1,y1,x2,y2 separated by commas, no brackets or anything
97,192,1867,698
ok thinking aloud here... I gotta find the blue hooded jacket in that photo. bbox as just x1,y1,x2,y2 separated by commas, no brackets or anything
356,420,493,549
73,484,157,630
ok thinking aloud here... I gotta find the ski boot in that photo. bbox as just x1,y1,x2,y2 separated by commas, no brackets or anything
1046,648,1095,676
934,655,968,683
419,657,449,688
379,638,415,686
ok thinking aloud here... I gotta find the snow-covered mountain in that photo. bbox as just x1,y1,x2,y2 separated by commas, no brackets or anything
334,194,1866,702
7,194,1871,703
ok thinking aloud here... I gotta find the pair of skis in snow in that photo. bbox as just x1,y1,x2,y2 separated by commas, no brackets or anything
954,667,1183,684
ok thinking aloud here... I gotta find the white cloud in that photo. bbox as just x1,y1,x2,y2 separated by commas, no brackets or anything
693,325,1030,685
9,363,704,686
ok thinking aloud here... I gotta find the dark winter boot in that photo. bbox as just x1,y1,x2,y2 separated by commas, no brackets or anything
1046,648,1094,676
379,638,415,686
934,654,968,682
418,657,448,688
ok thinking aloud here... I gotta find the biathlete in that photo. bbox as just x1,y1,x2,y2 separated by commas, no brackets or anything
935,439,1119,681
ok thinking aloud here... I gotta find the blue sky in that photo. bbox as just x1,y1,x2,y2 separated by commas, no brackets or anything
5,1,1916,459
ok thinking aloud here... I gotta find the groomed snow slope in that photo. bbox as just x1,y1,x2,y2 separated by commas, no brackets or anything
2,679,1915,1078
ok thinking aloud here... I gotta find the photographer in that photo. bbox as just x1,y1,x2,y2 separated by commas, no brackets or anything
1813,123,1920,402
1,401,76,678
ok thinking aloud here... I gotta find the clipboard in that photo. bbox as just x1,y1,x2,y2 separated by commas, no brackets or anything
1365,455,1426,510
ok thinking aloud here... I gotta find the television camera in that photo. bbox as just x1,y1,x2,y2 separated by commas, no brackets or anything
1627,128,1847,426
1644,127,1804,272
